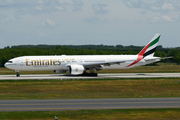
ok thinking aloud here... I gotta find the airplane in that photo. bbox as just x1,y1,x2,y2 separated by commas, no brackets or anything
4,33,170,77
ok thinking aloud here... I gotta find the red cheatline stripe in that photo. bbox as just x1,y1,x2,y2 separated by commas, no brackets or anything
138,42,151,56
126,42,151,68
126,59,141,68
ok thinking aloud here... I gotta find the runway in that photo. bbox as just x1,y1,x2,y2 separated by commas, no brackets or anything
0,73,180,80
0,98,180,111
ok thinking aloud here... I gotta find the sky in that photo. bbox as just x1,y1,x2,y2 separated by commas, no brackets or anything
0,0,180,48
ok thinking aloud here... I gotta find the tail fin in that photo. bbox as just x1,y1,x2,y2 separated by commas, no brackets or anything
138,33,161,58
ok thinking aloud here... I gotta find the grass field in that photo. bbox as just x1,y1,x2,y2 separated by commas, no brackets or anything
0,78,180,99
1,63,180,75
1,63,180,119
0,109,180,120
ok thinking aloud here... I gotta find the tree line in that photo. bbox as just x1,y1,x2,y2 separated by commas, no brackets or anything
0,44,179,67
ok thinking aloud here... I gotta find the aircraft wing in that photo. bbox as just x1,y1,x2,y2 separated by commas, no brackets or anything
83,61,126,68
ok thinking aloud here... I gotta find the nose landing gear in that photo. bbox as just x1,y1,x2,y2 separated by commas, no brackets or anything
15,70,20,77
16,73,20,77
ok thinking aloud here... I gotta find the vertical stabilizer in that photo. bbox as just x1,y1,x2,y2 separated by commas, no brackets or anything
138,33,161,58
126,33,161,68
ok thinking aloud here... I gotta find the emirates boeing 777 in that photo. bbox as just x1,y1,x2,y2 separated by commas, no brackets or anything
4,34,170,77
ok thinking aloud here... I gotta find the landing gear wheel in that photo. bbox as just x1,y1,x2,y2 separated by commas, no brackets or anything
16,73,20,77
82,73,98,76
93,73,98,76
15,70,20,77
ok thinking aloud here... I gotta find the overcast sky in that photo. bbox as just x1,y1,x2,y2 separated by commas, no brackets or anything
0,0,180,48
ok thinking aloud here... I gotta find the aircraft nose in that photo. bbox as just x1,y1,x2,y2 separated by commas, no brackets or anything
4,62,8,68
4,60,15,69
4,62,11,69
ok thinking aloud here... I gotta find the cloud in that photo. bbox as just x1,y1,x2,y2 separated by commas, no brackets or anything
72,0,84,12
36,19,60,29
0,13,10,23
162,2,174,10
0,0,84,16
140,10,147,14
84,17,100,23
121,0,180,13
92,3,109,15
148,15,180,24
84,17,107,23
122,0,180,24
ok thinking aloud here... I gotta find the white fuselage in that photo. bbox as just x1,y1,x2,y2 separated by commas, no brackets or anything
4,55,158,72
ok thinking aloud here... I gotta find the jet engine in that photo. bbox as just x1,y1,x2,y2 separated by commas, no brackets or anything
68,64,85,75
53,70,67,73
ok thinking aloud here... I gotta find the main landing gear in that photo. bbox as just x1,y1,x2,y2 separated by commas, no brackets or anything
82,72,98,76
15,70,20,77
81,68,98,76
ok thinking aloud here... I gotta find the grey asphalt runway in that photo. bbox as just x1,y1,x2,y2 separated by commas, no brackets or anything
0,98,180,111
0,73,180,80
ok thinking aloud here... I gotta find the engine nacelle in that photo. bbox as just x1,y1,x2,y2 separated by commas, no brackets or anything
53,70,67,74
68,64,85,75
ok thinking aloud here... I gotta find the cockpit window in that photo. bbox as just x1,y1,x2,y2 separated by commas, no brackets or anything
7,61,13,63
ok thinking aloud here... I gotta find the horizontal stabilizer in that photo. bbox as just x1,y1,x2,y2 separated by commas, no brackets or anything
144,57,173,62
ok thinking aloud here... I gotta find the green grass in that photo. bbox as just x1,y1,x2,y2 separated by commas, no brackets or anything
1,78,180,99
1,63,180,119
0,109,180,120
